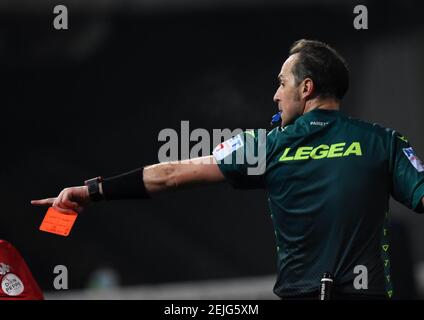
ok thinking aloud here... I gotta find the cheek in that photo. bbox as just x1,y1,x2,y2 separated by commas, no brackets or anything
279,89,290,102
285,105,295,115
285,98,299,114
282,91,294,105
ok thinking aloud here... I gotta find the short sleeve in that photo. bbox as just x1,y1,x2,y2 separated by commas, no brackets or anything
389,131,424,213
212,129,267,189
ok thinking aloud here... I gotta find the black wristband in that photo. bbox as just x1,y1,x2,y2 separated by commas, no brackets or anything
84,176,104,202
101,167,150,200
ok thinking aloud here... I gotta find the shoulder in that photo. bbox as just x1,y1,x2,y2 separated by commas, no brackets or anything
341,115,413,152
265,126,289,146
342,114,398,139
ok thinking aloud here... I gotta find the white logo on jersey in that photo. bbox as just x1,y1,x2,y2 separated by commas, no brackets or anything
310,121,328,126
213,135,244,161
403,147,424,172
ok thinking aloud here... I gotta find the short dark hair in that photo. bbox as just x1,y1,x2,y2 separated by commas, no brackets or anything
289,39,349,100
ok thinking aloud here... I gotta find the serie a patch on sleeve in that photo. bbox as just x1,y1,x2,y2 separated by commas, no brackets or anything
213,134,244,161
403,147,424,172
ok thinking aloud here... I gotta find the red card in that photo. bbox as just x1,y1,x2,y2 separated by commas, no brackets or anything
39,207,78,237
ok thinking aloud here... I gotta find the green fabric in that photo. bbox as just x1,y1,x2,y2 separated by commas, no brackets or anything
214,109,424,297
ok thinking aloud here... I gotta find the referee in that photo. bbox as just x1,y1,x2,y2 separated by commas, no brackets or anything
32,39,424,299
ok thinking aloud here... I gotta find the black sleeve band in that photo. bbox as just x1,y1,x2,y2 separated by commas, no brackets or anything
102,167,150,200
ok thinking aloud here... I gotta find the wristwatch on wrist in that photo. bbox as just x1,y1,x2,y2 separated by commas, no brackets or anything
84,176,104,202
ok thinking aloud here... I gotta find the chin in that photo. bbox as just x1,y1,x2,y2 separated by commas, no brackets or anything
282,117,292,127
283,119,298,128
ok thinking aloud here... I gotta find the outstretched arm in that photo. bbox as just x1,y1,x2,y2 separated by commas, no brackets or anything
144,156,225,194
31,156,225,213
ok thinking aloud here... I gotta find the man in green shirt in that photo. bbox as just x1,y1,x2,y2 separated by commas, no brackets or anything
32,39,424,299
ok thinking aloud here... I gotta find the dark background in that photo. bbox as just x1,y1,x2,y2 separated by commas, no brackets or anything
0,0,423,298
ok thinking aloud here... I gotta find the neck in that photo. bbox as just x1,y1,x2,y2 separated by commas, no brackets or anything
303,97,340,114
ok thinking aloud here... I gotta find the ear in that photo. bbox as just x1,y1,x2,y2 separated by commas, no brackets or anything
301,78,314,99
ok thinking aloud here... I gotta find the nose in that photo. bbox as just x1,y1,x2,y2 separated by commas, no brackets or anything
273,88,280,103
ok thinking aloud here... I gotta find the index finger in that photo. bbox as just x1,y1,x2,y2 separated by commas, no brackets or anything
31,198,56,206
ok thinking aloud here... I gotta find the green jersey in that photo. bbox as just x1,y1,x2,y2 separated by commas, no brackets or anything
213,109,424,298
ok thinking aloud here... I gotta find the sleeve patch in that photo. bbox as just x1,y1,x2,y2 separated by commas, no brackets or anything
213,134,244,161
403,147,424,172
